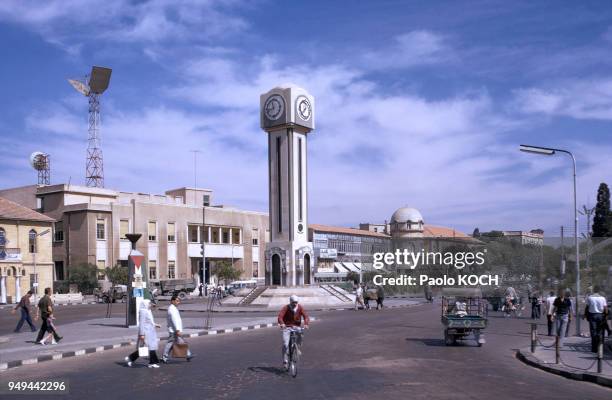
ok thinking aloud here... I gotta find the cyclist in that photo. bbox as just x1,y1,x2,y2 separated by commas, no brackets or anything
278,295,310,369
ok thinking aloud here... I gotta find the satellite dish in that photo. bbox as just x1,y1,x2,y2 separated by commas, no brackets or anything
68,79,90,96
30,152,48,171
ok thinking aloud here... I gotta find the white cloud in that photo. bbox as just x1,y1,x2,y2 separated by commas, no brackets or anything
360,30,452,70
0,0,248,52
513,78,612,120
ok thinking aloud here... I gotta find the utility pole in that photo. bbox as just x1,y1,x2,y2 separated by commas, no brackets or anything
560,226,565,279
579,205,595,286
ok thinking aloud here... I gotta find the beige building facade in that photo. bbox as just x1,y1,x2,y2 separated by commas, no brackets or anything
0,197,54,304
0,185,269,288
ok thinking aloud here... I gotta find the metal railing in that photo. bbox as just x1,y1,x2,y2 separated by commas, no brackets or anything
529,323,609,373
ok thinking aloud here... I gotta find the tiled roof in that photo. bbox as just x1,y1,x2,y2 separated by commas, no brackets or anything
308,224,390,238
423,225,471,238
0,197,54,223
309,223,473,240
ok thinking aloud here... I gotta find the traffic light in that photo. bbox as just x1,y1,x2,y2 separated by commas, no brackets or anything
200,244,204,256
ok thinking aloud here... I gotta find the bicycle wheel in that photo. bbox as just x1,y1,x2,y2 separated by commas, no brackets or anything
290,343,298,377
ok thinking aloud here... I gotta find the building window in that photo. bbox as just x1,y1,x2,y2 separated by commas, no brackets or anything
54,221,64,242
96,219,105,240
29,229,37,253
168,261,176,279
232,229,240,244
167,222,176,242
0,228,5,247
36,197,44,211
148,221,157,241
253,261,259,278
222,228,230,244
188,225,199,243
252,228,259,246
54,261,65,281
211,228,220,244
149,260,157,280
120,219,129,240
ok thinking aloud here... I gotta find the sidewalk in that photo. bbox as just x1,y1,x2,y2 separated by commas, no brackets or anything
517,335,612,388
168,298,422,313
0,314,280,371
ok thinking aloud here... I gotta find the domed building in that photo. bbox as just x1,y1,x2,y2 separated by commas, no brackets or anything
389,206,424,238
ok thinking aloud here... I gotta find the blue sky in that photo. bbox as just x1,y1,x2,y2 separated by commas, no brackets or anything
1,0,612,235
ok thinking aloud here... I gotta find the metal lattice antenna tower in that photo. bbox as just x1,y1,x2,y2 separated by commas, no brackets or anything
86,92,104,187
68,66,112,188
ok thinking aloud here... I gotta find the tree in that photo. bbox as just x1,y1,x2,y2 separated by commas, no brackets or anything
593,183,612,238
346,271,360,284
68,263,99,294
472,228,481,238
214,261,242,284
105,264,128,286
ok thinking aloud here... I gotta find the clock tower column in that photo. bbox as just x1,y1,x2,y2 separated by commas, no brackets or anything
260,85,315,287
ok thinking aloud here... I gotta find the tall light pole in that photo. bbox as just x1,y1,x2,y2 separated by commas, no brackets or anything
32,229,51,302
519,144,580,336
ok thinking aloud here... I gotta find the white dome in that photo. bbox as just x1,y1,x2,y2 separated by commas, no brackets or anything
390,207,424,224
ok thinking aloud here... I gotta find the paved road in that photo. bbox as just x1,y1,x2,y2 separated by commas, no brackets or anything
1,303,610,400
1,302,280,336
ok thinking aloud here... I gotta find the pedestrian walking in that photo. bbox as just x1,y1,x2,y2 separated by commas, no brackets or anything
35,288,62,345
40,312,59,345
354,284,365,310
376,285,385,310
364,285,371,310
552,289,572,345
584,286,608,353
125,300,162,368
564,289,574,337
545,291,556,336
530,291,541,320
12,290,36,332
162,295,193,363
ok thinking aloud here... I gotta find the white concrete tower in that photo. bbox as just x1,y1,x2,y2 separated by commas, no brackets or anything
260,85,315,287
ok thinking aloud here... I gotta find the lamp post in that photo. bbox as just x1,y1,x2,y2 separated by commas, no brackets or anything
519,144,580,336
32,229,51,303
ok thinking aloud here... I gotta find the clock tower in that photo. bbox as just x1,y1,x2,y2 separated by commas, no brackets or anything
260,85,315,287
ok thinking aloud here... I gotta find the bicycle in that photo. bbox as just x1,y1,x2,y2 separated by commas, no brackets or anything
285,327,304,378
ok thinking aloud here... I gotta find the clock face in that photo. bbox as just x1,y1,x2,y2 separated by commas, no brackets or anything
296,96,312,121
264,94,285,121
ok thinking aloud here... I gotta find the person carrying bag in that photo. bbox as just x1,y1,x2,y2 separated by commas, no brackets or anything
125,300,162,368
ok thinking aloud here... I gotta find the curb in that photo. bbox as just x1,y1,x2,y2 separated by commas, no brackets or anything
162,303,421,313
516,349,612,388
0,302,99,310
0,319,299,372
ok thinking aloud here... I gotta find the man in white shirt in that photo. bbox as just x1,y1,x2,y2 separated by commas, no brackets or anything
162,295,193,363
545,291,556,336
355,284,364,310
585,286,608,353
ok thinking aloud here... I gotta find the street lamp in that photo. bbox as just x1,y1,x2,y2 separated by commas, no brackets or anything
519,144,580,336
32,228,51,302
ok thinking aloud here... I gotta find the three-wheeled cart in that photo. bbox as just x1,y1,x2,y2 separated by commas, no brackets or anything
441,288,488,346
